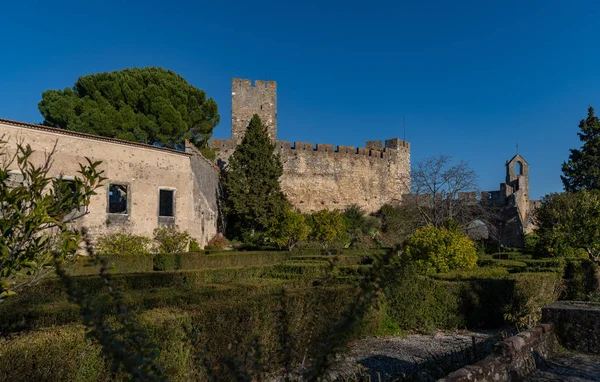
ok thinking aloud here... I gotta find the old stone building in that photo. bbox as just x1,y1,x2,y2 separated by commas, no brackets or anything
210,78,411,213
486,154,540,247
0,118,219,247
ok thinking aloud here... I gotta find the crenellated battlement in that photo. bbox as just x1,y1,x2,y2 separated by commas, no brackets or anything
212,137,410,161
233,78,277,89
274,138,410,160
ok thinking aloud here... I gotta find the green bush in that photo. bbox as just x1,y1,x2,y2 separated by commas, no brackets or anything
404,225,478,273
307,210,345,248
95,232,151,256
562,259,600,300
153,226,191,254
153,253,182,271
188,238,201,253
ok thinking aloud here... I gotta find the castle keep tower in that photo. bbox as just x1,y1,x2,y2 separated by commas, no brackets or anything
231,79,277,142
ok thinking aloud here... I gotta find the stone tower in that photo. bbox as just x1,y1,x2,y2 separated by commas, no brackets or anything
505,154,530,224
231,78,277,142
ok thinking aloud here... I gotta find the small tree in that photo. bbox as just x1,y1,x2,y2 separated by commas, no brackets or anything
267,207,310,251
561,106,600,192
152,226,191,253
534,190,600,263
221,115,289,245
0,139,104,297
404,224,478,273
308,210,345,248
406,155,499,239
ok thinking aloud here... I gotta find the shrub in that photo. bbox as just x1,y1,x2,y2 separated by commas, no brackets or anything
562,259,600,300
188,238,201,253
153,253,182,271
153,226,191,254
95,232,151,256
307,210,345,248
524,232,539,254
266,208,310,251
206,234,229,251
404,225,478,273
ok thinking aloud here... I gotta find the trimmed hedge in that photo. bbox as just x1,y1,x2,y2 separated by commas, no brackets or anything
66,254,154,275
0,286,365,381
385,270,562,331
0,324,108,382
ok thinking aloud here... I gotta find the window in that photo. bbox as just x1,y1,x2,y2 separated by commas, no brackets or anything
516,161,523,175
108,184,128,214
159,189,174,217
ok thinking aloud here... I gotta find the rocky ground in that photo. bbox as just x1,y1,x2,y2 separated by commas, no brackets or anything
330,329,514,381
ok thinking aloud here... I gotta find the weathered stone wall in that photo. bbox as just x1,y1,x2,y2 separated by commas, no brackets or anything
278,139,410,213
542,301,600,355
211,138,411,213
439,324,559,382
0,118,218,248
185,142,220,246
231,78,277,142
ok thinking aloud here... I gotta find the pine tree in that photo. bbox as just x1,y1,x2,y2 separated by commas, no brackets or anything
221,115,289,244
561,106,600,191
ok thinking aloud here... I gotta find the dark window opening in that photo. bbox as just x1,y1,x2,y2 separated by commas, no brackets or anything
159,189,174,217
516,161,523,175
108,184,128,214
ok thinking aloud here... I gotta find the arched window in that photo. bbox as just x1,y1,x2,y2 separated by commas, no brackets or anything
516,161,523,175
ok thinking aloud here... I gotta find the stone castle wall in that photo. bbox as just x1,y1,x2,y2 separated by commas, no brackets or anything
211,137,411,213
212,78,411,214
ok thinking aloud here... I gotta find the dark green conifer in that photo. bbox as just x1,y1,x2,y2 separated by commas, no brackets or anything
221,114,289,244
562,106,600,191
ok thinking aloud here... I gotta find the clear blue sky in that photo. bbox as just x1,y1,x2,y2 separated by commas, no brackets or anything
1,0,599,199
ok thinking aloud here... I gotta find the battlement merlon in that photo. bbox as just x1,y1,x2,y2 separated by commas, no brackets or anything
232,78,277,90
384,138,410,150
272,139,410,160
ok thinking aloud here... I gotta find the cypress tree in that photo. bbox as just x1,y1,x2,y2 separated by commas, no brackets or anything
561,106,600,191
221,114,289,244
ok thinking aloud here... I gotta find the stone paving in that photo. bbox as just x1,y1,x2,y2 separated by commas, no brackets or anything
525,350,600,381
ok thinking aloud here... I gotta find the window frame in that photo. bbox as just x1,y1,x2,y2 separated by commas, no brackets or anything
106,182,131,221
157,187,176,225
